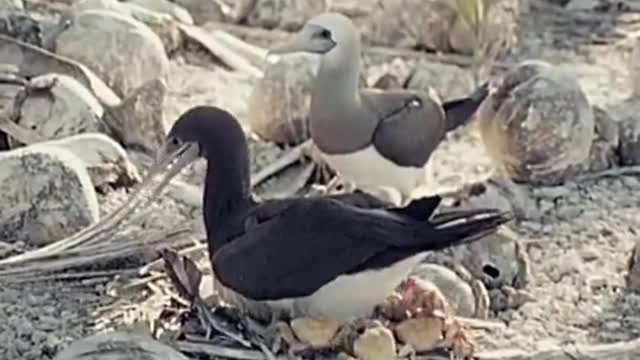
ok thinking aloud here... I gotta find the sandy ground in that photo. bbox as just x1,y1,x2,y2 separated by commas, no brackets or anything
2,1,640,359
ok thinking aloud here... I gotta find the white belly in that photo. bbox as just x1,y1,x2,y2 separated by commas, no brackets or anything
283,253,427,321
322,146,426,201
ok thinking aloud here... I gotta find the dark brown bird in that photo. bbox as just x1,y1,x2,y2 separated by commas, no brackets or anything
154,105,510,324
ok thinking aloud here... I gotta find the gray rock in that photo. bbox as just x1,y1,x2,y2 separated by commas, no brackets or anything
361,0,519,54
449,0,519,57
0,0,23,11
248,52,319,145
54,10,169,98
54,331,190,360
0,12,42,48
615,100,640,166
443,226,529,290
583,106,619,172
9,73,106,145
121,2,183,53
40,133,141,191
105,77,168,151
477,60,595,186
172,0,225,25
0,28,122,108
126,0,194,24
0,145,99,245
70,0,131,16
405,61,475,102
411,263,476,317
246,0,327,31
73,0,182,52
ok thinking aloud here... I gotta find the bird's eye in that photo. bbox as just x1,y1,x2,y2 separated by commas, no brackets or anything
171,137,181,146
319,29,331,39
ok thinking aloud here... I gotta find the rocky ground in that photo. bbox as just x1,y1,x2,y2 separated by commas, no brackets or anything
1,0,640,359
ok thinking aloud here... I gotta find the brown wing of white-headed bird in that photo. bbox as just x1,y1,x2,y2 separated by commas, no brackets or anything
363,89,446,168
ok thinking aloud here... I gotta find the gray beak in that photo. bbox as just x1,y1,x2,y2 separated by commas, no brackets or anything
152,141,200,181
268,32,314,55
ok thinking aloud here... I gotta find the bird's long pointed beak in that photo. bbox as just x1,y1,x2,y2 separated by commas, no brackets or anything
268,33,310,55
152,141,200,182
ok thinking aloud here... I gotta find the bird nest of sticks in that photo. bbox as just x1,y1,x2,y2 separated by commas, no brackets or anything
130,248,479,360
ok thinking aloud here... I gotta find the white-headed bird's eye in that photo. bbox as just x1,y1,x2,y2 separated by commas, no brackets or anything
319,29,331,39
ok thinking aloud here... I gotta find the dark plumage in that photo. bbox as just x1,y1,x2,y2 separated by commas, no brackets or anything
156,106,511,321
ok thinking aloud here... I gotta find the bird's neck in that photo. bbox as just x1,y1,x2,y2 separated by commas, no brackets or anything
310,43,365,152
313,44,362,110
202,149,251,254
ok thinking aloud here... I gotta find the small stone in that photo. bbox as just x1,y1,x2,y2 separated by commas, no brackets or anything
410,264,476,317
548,251,582,283
588,276,607,290
353,323,397,360
603,320,622,331
290,318,339,348
394,317,443,352
580,247,600,262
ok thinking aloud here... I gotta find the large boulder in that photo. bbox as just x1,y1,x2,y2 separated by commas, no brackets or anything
171,0,225,25
247,52,319,145
125,0,194,24
477,60,595,185
54,10,169,98
9,73,106,145
0,145,99,245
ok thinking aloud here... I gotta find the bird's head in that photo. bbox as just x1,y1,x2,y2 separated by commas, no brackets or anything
268,12,358,56
154,106,248,179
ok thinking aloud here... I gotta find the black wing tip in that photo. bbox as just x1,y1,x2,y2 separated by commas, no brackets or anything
422,208,513,251
442,81,492,132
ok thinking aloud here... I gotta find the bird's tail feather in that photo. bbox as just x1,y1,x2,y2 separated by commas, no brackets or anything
442,81,490,132
416,207,511,251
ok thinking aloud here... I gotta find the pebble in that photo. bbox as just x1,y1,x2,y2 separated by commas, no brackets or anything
410,263,476,317
580,247,600,262
548,252,583,283
588,276,607,290
603,320,622,331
